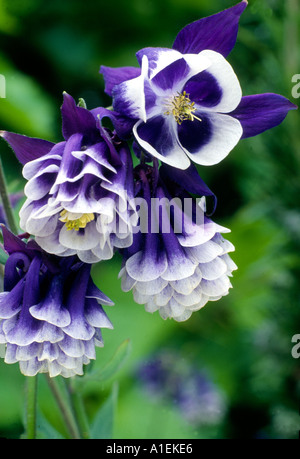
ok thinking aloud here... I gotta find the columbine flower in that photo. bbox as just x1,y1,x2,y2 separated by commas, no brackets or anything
118,162,237,322
100,1,296,169
0,226,113,377
0,93,137,263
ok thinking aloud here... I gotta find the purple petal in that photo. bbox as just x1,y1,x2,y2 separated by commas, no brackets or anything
230,93,297,138
172,1,248,57
1,226,27,255
0,131,54,165
183,70,223,108
61,92,98,140
0,281,24,319
151,58,190,92
29,276,71,328
160,163,217,212
100,65,141,96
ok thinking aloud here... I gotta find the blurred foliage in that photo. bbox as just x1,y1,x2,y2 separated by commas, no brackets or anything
0,0,299,439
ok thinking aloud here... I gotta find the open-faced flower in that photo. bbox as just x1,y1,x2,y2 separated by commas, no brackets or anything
0,93,137,263
118,162,237,322
100,1,297,169
0,226,113,378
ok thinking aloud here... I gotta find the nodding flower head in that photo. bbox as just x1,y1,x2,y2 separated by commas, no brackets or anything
0,226,113,378
0,93,138,264
118,162,237,322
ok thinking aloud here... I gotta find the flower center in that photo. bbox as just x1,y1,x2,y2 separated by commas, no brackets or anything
164,91,202,125
59,210,95,231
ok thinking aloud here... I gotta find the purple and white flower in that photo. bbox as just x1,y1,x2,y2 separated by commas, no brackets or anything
101,1,296,170
0,226,113,377
118,163,237,322
0,93,137,263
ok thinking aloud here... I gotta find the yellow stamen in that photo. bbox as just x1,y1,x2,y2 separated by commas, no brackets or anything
59,210,95,231
164,91,202,125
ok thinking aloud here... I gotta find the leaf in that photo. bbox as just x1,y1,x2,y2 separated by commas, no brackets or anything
0,246,8,265
35,410,65,439
76,339,131,388
97,338,131,382
90,382,118,440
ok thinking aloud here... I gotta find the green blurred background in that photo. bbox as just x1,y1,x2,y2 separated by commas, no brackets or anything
0,0,299,439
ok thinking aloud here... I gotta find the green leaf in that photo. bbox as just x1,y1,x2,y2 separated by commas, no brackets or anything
35,410,65,439
0,246,8,265
97,338,131,382
90,382,118,440
76,339,131,388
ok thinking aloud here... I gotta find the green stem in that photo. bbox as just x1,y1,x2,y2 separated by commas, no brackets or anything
46,376,81,439
0,158,19,235
25,376,38,439
66,379,90,439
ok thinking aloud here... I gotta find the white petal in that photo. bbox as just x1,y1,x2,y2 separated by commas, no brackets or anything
183,112,243,166
58,222,99,251
199,257,228,281
197,49,242,113
133,119,191,170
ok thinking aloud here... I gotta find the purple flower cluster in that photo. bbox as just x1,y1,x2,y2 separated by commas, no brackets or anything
0,2,296,377
137,351,226,426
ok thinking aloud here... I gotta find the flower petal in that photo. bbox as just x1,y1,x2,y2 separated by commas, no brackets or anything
61,92,98,140
230,93,297,138
172,1,248,57
100,65,141,96
178,111,243,166
184,50,242,113
134,117,191,169
136,47,183,79
113,55,149,122
0,131,54,165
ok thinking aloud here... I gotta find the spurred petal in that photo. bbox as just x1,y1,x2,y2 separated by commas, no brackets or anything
91,107,136,140
0,131,54,165
136,47,183,79
230,93,297,138
100,65,141,96
172,1,248,57
112,55,149,122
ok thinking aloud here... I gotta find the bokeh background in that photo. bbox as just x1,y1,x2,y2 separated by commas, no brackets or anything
0,0,299,439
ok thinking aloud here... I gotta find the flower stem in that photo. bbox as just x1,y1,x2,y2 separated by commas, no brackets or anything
66,379,90,439
46,375,81,439
0,158,19,235
25,376,38,439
